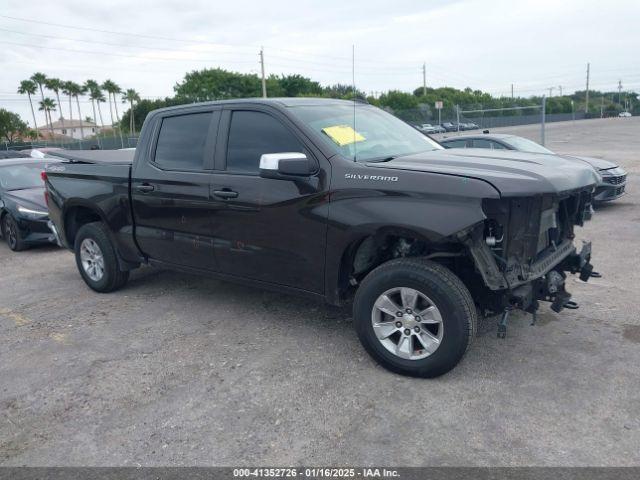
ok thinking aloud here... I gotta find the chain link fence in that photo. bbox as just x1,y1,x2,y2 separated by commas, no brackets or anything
3,134,138,152
389,98,586,145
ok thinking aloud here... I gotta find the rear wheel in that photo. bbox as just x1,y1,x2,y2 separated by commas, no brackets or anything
74,222,129,292
353,258,476,378
2,214,27,251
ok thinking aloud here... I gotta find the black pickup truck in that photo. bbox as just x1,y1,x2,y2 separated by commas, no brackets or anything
45,98,600,377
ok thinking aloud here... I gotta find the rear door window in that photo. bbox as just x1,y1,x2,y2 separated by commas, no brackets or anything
154,112,213,170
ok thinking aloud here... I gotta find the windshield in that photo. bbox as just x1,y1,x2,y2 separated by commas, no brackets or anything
503,136,554,154
289,104,443,162
0,163,48,190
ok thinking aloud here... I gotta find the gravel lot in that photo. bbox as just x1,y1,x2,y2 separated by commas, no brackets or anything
1,117,639,466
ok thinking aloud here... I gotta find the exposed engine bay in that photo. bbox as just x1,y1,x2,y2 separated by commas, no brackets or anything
459,187,598,336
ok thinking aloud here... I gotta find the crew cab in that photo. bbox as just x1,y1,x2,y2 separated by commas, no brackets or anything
45,98,600,377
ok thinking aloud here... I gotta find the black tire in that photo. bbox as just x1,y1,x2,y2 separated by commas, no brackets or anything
2,213,27,251
353,258,477,378
74,222,129,292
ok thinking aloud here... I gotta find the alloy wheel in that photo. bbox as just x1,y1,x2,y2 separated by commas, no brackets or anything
371,287,444,360
80,238,105,281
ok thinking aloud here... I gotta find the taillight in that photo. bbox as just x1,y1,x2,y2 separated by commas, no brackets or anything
41,171,48,182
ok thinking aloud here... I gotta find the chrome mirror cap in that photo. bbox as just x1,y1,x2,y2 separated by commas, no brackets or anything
259,152,307,170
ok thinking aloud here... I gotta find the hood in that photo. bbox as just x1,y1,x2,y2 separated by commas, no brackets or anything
557,154,618,171
367,148,600,197
4,187,48,211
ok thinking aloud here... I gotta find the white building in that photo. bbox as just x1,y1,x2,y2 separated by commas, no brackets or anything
38,118,102,140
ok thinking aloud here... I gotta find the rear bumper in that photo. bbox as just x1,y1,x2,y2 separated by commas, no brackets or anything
47,220,63,247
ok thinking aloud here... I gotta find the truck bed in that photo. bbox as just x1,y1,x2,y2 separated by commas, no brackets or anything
48,149,134,165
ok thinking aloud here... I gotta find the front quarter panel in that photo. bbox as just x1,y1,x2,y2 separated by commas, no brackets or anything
324,159,501,304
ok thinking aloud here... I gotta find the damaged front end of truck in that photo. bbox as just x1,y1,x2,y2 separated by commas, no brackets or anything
458,187,597,337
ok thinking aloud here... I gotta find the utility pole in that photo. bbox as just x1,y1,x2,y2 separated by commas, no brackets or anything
600,95,604,118
259,47,267,98
541,95,546,146
511,83,514,99
618,79,623,106
558,85,563,96
548,86,554,97
585,62,590,114
422,62,427,97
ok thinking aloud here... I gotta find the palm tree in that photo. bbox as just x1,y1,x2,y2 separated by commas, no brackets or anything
84,80,100,133
17,80,39,137
45,78,65,131
31,72,47,104
73,84,86,140
101,80,125,145
102,80,122,124
64,81,85,139
38,98,56,137
122,88,141,135
93,90,107,129
62,81,75,128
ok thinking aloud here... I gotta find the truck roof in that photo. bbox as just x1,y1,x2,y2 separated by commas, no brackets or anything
152,97,360,115
47,149,135,165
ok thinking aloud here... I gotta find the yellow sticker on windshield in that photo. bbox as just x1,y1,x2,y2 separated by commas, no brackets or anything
321,125,366,146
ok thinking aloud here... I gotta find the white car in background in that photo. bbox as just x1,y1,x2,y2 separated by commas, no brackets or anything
618,111,632,117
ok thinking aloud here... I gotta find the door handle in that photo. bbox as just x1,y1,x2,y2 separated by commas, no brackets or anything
213,189,239,199
136,183,155,193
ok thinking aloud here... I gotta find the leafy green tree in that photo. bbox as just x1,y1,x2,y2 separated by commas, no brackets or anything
322,83,365,99
0,109,28,144
119,97,186,133
278,74,323,97
174,68,262,101
17,80,39,136
379,90,419,110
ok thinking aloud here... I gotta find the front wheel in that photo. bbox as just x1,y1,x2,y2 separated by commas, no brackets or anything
353,258,477,378
74,222,129,292
2,214,27,251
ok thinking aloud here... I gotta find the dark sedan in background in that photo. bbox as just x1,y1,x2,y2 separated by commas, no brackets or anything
0,158,60,251
440,133,627,202
0,150,30,159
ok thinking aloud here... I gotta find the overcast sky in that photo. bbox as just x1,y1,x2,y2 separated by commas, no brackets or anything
1,0,639,128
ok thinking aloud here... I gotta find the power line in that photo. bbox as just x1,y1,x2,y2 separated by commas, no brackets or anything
0,13,509,74
0,26,256,58
0,40,258,65
0,14,406,65
0,14,256,50
0,25,393,71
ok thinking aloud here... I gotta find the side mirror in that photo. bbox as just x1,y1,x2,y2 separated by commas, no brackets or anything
259,152,314,179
